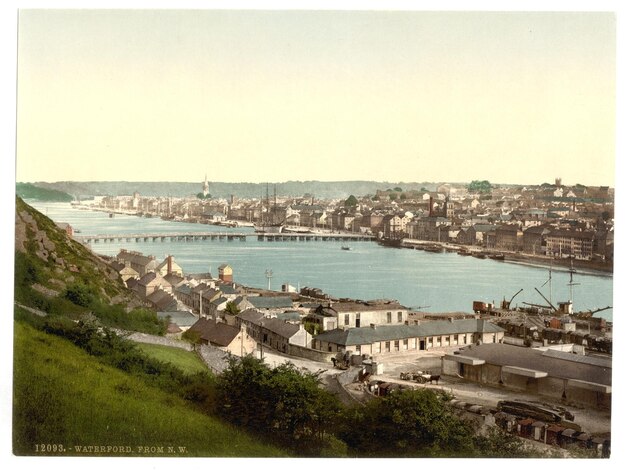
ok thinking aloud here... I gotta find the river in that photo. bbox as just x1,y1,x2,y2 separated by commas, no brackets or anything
28,201,614,321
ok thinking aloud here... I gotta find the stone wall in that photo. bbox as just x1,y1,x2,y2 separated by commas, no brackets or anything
287,343,336,364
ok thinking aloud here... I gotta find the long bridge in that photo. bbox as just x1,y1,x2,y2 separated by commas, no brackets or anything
75,231,376,244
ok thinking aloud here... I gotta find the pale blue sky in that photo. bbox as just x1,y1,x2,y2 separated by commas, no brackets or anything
16,9,616,186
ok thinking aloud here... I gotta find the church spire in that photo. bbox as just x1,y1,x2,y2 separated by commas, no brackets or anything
203,174,209,197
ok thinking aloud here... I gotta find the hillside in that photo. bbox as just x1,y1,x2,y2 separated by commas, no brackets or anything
13,196,288,457
16,182,74,201
30,180,441,199
13,320,287,457
14,196,163,333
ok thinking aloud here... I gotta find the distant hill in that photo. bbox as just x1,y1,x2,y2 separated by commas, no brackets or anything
29,180,441,199
16,182,74,201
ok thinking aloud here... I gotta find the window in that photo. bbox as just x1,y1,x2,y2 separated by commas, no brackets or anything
356,345,361,354
344,314,350,326
385,341,391,352
376,342,381,353
394,340,400,351
454,334,458,343
403,339,408,349
387,312,392,323
397,311,403,322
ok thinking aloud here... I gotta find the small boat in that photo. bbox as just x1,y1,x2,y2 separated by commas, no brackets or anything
341,246,351,251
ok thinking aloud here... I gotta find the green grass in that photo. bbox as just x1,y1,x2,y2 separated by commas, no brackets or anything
136,343,208,375
13,321,288,457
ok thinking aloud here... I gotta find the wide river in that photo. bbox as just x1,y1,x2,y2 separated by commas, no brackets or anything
29,201,614,321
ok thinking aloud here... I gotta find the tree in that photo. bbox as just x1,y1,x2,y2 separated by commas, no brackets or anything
344,195,358,207
217,356,343,454
338,388,475,457
394,186,403,192
468,180,492,193
224,301,241,316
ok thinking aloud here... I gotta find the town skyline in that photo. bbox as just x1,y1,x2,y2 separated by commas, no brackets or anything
15,9,615,187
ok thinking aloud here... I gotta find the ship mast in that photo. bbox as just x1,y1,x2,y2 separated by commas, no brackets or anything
567,257,580,309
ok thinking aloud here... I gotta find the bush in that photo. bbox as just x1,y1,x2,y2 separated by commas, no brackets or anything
63,282,95,307
216,356,343,455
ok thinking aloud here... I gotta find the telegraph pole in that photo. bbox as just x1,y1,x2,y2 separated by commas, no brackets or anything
265,269,273,291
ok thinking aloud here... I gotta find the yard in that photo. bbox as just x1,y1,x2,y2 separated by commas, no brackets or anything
136,343,209,375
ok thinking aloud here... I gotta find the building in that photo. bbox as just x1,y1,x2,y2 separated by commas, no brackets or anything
156,255,184,277
466,224,496,246
202,174,209,198
110,260,139,282
494,224,523,252
236,309,310,353
116,249,158,277
308,300,409,331
443,343,611,410
135,272,171,299
247,295,294,314
146,289,178,311
55,222,73,237
312,318,504,356
218,264,233,282
544,229,595,260
522,225,551,255
157,311,198,332
187,318,256,356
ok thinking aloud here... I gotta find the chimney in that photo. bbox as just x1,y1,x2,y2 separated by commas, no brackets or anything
167,255,172,275
404,321,409,325
370,323,377,329
415,320,421,325
448,317,454,323
429,196,434,217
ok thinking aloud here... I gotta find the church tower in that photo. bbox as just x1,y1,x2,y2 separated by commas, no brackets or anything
203,174,209,198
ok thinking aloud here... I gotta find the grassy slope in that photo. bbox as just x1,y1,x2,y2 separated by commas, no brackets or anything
13,321,287,457
135,343,208,375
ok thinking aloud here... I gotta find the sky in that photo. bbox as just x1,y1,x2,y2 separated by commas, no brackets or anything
13,8,617,187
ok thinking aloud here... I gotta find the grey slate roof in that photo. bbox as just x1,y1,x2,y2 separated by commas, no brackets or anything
276,311,302,322
157,310,199,328
237,309,301,339
248,296,293,309
455,343,611,385
188,318,240,347
219,284,238,295
238,308,265,323
175,284,193,296
314,319,504,346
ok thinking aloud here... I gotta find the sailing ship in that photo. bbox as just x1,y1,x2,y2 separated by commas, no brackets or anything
255,184,285,233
